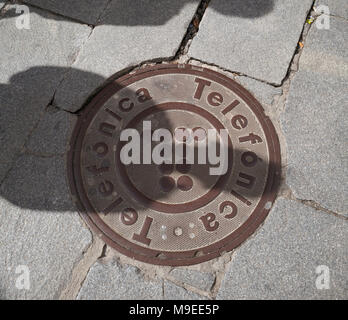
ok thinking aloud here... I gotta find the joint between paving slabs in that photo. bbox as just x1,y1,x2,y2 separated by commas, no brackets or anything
50,26,94,113
187,0,317,90
54,59,176,115
95,0,114,26
20,0,210,115
7,0,109,118
279,185,347,221
276,0,316,87
189,57,283,88
174,0,211,62
59,237,106,300
186,58,286,114
165,279,214,300
296,199,348,221
13,0,234,116
93,243,235,299
64,190,346,300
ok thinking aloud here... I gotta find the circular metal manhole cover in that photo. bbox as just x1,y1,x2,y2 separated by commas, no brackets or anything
68,64,281,266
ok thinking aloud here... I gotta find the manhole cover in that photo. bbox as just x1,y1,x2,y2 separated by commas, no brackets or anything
68,64,281,266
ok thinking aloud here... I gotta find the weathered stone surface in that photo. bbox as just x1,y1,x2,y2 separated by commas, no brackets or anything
189,0,313,85
1,0,346,301
217,198,348,300
236,76,282,106
54,0,200,112
169,269,215,291
315,0,348,19
78,260,208,300
0,155,92,299
281,17,348,215
164,281,207,300
0,7,90,181
26,106,76,156
78,259,163,300
23,0,110,25
22,0,204,26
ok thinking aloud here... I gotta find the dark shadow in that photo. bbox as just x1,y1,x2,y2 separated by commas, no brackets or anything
0,65,280,215
0,62,282,269
2,0,275,26
0,1,279,268
209,0,275,19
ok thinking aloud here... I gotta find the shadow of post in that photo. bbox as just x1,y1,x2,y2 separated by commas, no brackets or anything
3,0,275,26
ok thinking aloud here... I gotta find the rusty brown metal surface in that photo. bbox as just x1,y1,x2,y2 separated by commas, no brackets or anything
67,64,281,266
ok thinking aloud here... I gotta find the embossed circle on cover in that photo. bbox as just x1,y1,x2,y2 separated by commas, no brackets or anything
67,64,281,266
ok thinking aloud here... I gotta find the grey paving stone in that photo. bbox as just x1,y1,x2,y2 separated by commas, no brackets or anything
54,0,200,112
169,268,215,291
0,154,74,211
236,76,282,106
78,259,163,300
22,0,110,25
281,17,348,215
164,281,207,300
0,155,92,299
315,0,348,19
189,0,313,85
217,198,348,300
26,106,76,156
0,7,91,181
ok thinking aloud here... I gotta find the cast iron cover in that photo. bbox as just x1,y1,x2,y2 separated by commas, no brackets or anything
68,64,281,266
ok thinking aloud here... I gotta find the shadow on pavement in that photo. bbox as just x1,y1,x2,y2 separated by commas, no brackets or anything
0,65,280,215
2,0,275,26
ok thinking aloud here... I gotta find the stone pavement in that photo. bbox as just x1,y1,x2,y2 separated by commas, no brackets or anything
0,0,347,300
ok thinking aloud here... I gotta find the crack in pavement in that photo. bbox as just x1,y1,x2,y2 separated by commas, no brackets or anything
59,237,105,300
175,0,211,61
279,185,348,221
276,0,317,87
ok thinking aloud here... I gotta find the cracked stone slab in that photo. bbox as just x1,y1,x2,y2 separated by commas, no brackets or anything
78,259,163,300
22,0,111,25
236,76,283,106
26,106,77,156
189,0,313,85
0,154,92,299
54,0,200,112
0,7,91,181
164,281,207,300
281,17,348,215
217,198,348,300
315,0,348,19
169,269,215,292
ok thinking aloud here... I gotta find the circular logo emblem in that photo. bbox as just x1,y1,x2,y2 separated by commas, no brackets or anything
68,64,281,266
